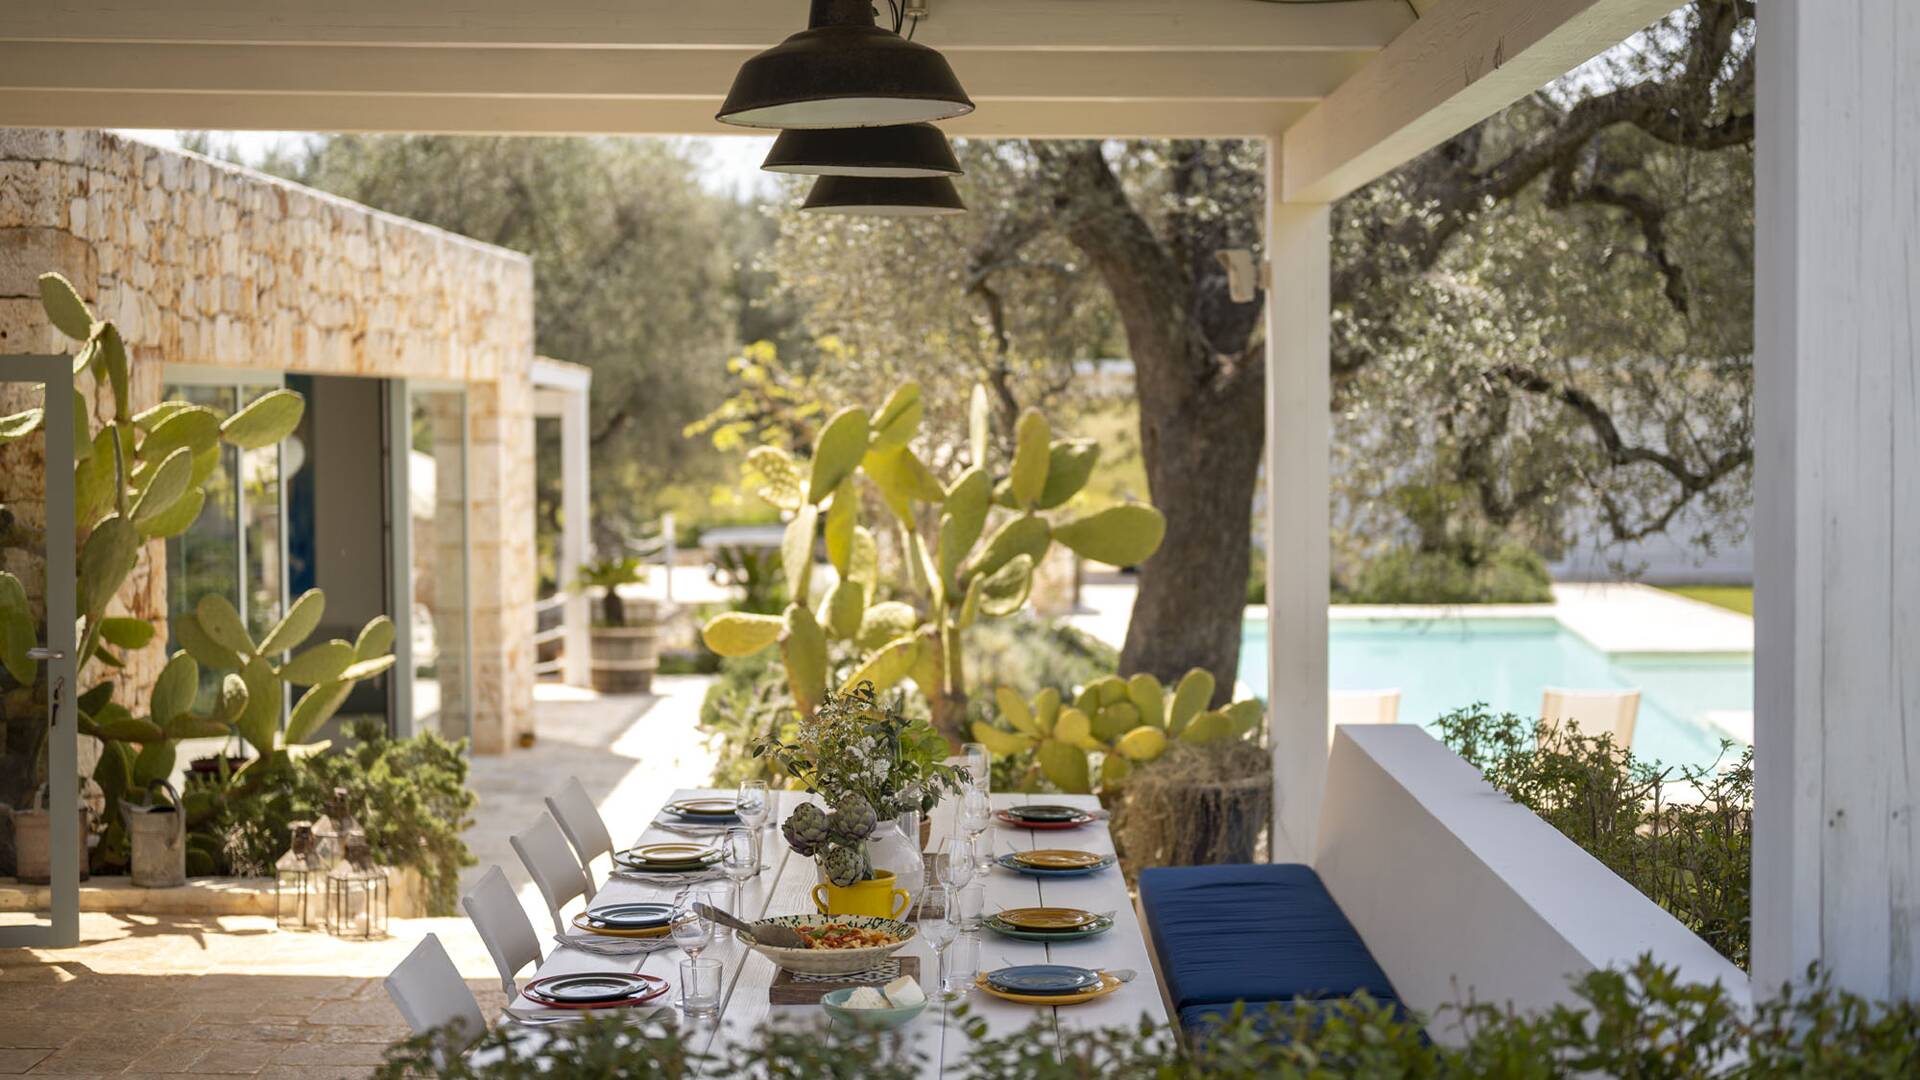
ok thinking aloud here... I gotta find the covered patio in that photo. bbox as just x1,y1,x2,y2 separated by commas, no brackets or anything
0,0,1915,1066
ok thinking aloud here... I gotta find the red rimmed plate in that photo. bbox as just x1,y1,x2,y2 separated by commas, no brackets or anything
522,971,669,1010
995,808,1094,830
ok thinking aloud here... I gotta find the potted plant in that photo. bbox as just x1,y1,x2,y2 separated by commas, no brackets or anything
756,683,964,915
576,554,660,694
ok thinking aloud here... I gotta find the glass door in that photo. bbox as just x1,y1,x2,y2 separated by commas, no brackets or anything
387,381,472,743
0,356,79,947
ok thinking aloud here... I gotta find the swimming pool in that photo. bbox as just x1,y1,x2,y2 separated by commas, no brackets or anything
1238,616,1751,771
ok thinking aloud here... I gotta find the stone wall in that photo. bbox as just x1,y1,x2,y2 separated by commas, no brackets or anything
0,129,537,754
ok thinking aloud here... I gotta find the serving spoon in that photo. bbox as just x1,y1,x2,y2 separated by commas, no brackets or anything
694,902,809,949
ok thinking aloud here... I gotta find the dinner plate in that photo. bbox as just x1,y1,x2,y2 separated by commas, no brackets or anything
526,972,653,1004
985,913,1115,943
570,911,672,939
974,971,1123,1007
994,852,1115,877
666,798,739,818
1011,849,1105,870
583,902,674,930
616,844,721,870
1006,804,1083,822
996,907,1097,931
522,972,669,1010
995,808,1092,830
985,965,1104,995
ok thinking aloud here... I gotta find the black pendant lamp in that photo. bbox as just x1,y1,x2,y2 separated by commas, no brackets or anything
801,175,966,217
764,123,962,178
718,0,974,130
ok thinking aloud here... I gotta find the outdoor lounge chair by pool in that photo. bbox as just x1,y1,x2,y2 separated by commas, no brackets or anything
1539,687,1641,748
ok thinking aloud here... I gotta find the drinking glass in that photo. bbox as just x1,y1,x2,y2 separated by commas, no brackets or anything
942,932,979,998
937,836,974,890
721,827,757,913
672,891,716,961
679,957,723,1018
955,881,986,933
959,786,994,876
920,886,962,1002
961,742,990,793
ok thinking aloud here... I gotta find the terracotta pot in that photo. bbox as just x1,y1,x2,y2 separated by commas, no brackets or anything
810,869,910,919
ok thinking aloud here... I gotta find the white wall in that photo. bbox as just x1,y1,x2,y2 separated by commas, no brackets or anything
1315,726,1747,1035
1752,0,1920,1000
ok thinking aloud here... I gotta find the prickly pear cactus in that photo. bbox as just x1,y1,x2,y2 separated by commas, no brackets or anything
972,667,1266,795
697,378,1167,747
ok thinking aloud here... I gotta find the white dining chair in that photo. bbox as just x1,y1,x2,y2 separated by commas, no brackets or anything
545,776,616,897
1540,687,1641,749
384,933,486,1063
1328,689,1401,745
462,864,543,998
511,810,593,935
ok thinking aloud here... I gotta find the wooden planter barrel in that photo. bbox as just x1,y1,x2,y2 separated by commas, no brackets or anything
590,606,662,694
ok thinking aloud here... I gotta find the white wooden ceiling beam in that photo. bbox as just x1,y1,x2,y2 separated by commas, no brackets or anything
5,0,1413,52
0,91,1309,139
1280,0,1684,202
0,44,1371,103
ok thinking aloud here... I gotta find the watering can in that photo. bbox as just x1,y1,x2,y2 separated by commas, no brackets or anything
6,784,89,885
122,780,186,888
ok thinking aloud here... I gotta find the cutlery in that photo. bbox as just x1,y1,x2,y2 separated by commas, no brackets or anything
552,934,671,956
694,902,810,949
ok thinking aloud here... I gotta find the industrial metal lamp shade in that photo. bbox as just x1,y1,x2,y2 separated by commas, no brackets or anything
801,175,967,217
718,0,974,130
764,123,962,178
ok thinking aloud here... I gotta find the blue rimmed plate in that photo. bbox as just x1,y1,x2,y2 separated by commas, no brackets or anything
995,852,1116,877
583,902,675,930
985,965,1103,996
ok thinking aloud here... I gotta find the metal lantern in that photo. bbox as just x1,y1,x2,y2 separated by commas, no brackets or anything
325,833,389,940
275,821,322,930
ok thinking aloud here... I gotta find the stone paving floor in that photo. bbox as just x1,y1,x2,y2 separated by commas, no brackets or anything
0,675,718,1077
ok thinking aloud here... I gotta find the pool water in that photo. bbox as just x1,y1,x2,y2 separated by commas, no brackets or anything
1238,617,1751,771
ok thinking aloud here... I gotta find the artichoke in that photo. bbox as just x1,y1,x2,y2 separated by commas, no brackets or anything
822,844,865,887
782,803,830,856
827,796,877,844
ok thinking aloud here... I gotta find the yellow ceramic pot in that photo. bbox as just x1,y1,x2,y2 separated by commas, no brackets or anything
812,869,910,919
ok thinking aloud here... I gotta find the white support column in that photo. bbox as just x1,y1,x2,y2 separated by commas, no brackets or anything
1265,147,1332,862
1753,0,1920,999
559,386,592,687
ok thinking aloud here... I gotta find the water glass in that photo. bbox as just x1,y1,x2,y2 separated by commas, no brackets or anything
961,742,990,793
942,932,979,998
955,881,986,933
721,827,757,912
920,886,962,1002
679,957,722,1018
937,836,974,890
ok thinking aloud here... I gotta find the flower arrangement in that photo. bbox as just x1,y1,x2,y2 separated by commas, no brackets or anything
755,682,964,886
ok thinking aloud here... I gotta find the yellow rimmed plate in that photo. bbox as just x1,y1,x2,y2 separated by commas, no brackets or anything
626,842,719,865
997,907,1098,931
973,971,1123,1006
570,911,672,939
1012,849,1105,870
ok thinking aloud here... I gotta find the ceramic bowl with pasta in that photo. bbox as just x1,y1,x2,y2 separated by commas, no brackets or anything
737,914,917,975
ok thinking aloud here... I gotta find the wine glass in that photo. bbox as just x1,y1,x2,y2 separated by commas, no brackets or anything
960,786,994,877
721,827,757,914
961,742,990,793
937,836,974,891
736,779,770,860
921,886,963,1002
672,888,717,962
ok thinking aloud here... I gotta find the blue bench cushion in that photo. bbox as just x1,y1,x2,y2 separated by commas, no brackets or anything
1138,863,1398,1013
1178,996,1423,1043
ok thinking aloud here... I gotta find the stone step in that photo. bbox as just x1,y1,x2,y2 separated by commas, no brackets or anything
0,868,430,918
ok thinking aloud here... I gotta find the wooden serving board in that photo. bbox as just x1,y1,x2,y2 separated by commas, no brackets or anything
768,956,921,1004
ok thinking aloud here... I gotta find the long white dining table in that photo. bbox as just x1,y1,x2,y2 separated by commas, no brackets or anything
481,786,1168,1075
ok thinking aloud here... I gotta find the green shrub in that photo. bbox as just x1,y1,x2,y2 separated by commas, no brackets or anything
1247,544,1266,605
1435,704,1752,967
378,957,1919,1078
1338,542,1553,604
187,719,477,915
